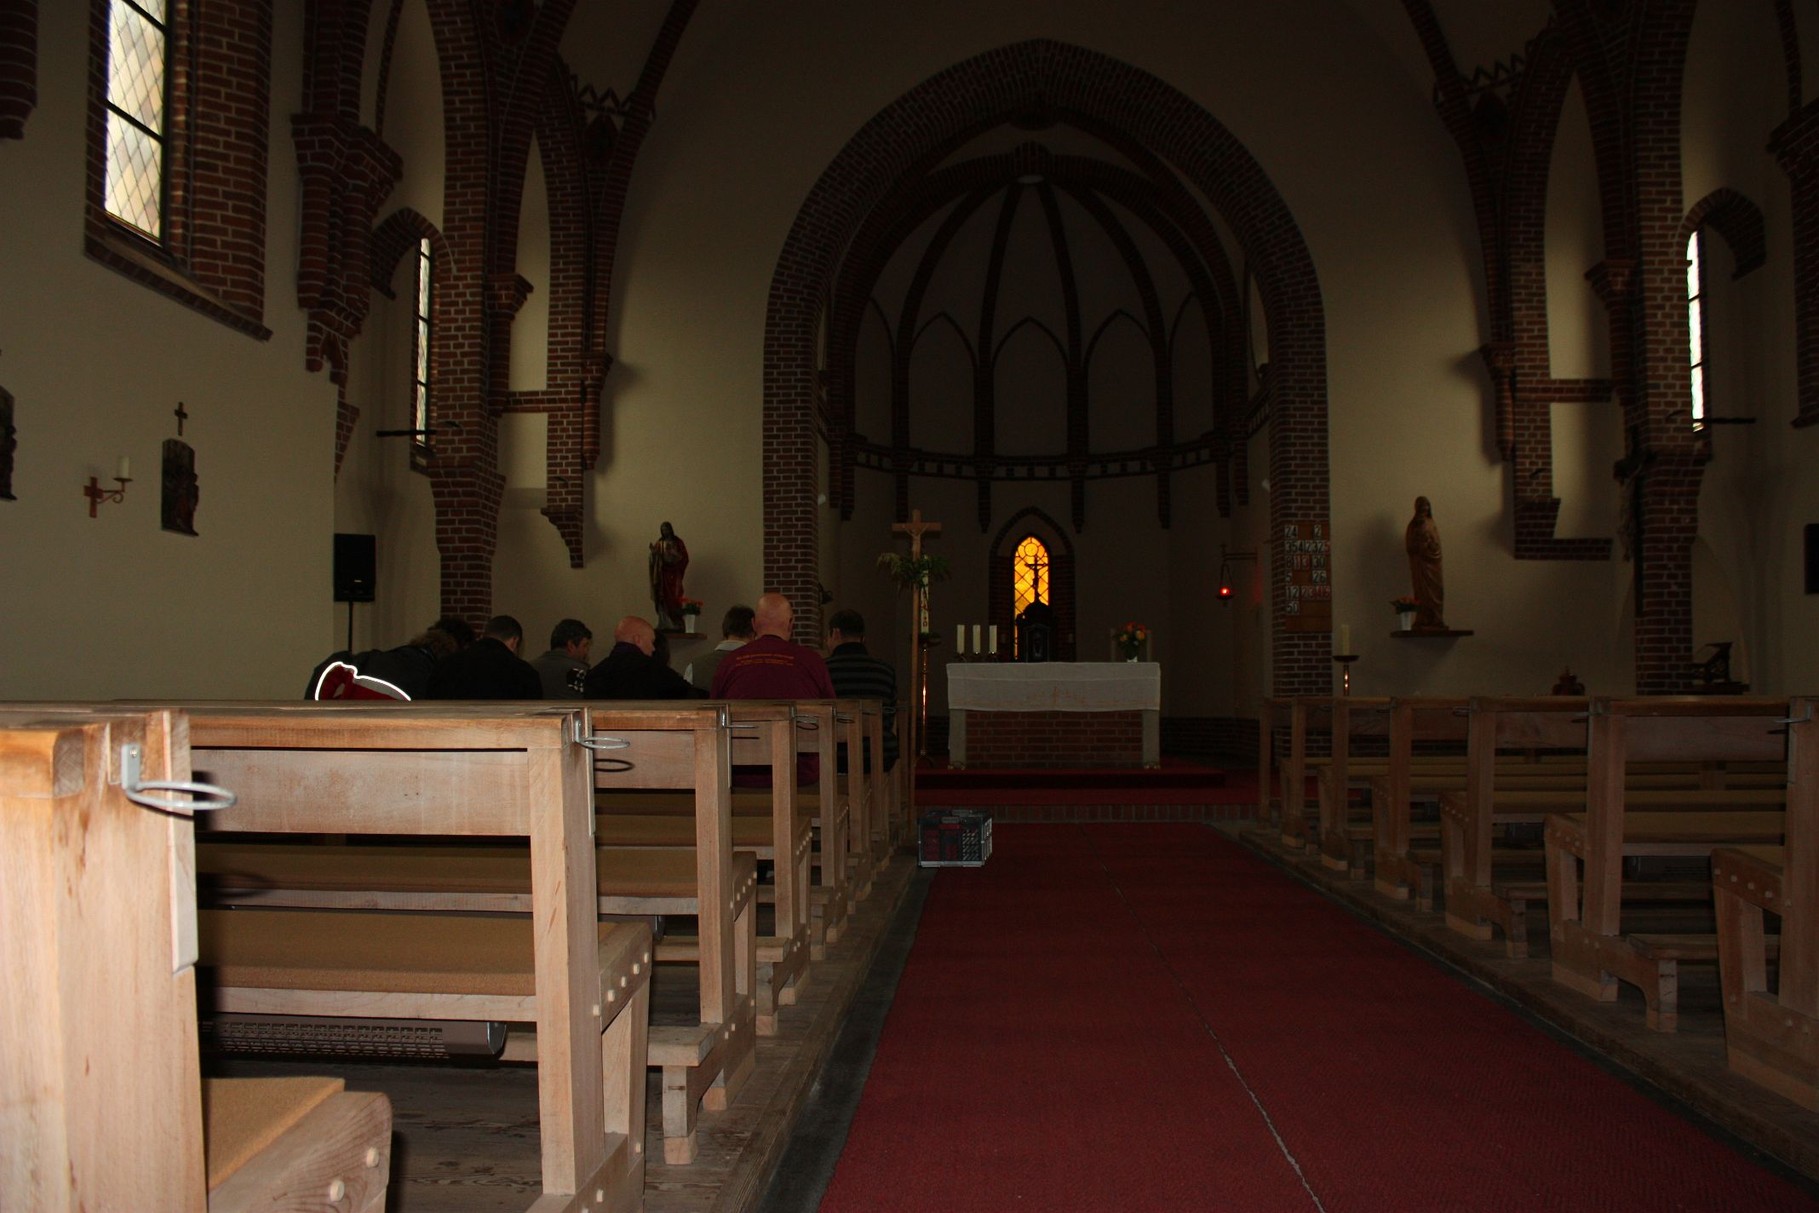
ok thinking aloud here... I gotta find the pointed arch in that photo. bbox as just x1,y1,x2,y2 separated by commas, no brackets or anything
988,506,1077,662
764,38,1328,682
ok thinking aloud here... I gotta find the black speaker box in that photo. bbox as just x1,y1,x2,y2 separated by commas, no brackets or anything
334,533,377,603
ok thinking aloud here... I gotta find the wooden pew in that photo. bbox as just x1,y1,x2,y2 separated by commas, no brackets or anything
1257,696,1292,828
1444,787,1785,957
191,700,752,1167
1312,696,1391,873
1545,696,1790,1031
0,708,392,1213
1714,695,1819,1109
185,702,665,1195
1370,697,1470,900
597,700,809,1032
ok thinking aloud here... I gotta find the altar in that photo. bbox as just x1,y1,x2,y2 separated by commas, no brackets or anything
947,662,1161,769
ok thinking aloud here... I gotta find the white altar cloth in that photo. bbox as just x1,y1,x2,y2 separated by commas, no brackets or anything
947,662,1160,712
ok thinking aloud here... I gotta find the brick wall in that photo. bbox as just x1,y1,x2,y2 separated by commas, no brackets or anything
962,710,1144,769
0,0,37,140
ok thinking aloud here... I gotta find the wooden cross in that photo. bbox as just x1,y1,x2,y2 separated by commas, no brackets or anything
173,400,189,437
891,509,942,559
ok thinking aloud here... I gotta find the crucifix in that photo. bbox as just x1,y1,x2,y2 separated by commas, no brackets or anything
173,400,189,437
889,509,942,784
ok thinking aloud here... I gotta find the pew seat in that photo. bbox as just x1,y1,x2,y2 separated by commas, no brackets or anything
1545,809,1786,1030
204,1077,392,1213
197,840,756,1163
1439,788,1786,953
200,909,655,1187
1714,844,1817,1109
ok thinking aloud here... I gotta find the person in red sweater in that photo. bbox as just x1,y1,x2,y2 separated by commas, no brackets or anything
712,593,834,784
711,593,834,699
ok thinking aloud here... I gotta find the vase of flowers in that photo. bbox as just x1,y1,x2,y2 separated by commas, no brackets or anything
1391,596,1418,633
680,597,704,633
1114,621,1148,662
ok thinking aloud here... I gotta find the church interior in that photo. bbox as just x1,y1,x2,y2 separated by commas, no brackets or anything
6,1,1819,1210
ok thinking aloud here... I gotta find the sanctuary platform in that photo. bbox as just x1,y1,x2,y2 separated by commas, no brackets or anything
946,661,1161,769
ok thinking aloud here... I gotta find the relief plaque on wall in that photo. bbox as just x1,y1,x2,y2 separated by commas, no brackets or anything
1281,521,1332,633
0,387,15,501
161,437,199,536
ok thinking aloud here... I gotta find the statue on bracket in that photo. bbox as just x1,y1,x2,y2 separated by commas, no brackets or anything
1404,495,1445,630
648,521,689,630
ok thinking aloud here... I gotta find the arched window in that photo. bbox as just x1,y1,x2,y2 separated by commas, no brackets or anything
1686,229,1707,432
1011,534,1050,657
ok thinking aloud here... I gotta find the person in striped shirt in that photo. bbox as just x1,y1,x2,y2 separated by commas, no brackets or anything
823,608,898,773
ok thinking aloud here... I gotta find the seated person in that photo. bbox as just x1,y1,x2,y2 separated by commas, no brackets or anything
687,604,756,692
712,593,835,784
425,614,542,699
305,616,469,700
531,617,593,699
823,607,898,772
583,616,702,699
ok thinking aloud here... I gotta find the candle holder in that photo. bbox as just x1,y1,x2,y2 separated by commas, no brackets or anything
83,474,132,517
1332,653,1358,696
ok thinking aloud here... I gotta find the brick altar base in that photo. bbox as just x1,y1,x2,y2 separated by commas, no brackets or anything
959,709,1144,768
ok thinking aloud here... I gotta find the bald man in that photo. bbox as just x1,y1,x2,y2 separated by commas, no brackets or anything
582,615,701,699
711,593,835,786
710,593,836,700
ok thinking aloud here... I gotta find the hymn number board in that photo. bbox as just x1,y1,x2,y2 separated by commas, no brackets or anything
1281,522,1332,633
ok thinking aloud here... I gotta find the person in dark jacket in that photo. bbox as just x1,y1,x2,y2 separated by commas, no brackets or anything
425,615,542,699
823,607,898,771
583,616,702,699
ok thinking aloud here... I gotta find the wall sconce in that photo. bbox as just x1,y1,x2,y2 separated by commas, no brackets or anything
84,457,132,517
1217,542,1257,603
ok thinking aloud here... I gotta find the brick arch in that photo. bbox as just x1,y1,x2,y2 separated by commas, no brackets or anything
365,208,456,475
1682,188,1767,278
765,39,1328,689
989,506,1076,661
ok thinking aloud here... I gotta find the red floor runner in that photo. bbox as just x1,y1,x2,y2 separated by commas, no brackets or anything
819,823,1819,1212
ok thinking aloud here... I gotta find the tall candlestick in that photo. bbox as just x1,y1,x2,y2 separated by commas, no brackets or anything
1339,624,1351,654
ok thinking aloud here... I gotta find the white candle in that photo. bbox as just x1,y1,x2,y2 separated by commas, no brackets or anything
988,625,998,654
972,624,982,652
956,623,965,652
116,456,131,481
1339,624,1351,654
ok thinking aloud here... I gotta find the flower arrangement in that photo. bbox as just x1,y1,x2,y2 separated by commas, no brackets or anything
877,552,952,589
1390,596,1419,614
1114,621,1149,660
678,597,705,617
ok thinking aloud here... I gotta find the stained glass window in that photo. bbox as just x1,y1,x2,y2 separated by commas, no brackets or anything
1012,535,1050,657
413,237,433,454
104,0,168,240
1687,230,1707,432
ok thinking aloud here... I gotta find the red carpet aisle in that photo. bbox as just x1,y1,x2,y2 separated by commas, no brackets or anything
818,824,1819,1212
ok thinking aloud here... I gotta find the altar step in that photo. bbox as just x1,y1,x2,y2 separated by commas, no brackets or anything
912,760,1252,822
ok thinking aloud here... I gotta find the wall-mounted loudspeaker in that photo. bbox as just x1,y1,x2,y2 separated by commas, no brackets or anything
334,533,377,603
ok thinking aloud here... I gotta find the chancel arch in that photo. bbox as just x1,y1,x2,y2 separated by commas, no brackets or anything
768,39,1327,691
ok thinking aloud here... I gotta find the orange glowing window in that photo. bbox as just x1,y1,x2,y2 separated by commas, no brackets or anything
1012,535,1050,627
